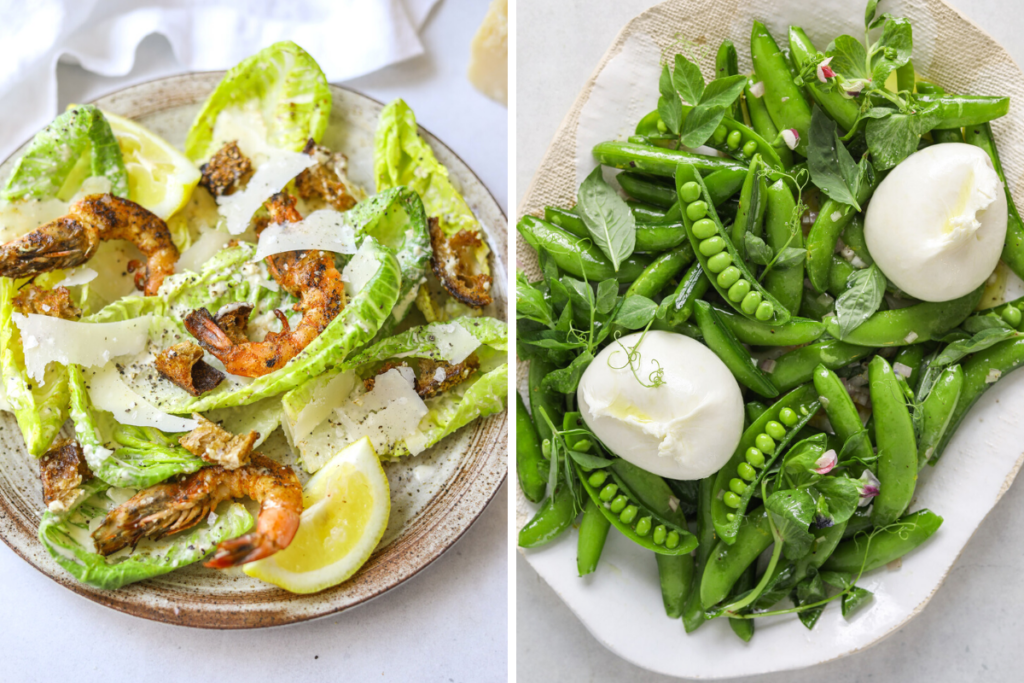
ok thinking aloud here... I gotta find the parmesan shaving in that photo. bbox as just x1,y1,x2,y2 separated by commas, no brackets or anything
216,151,316,235
293,371,357,443
177,228,232,273
431,322,482,364
341,239,380,297
86,363,199,432
12,314,151,384
56,267,98,287
334,367,428,455
254,209,358,260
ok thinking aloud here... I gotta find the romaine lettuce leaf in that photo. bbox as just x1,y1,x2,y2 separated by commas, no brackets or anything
185,41,331,162
0,278,70,457
39,480,253,591
2,104,128,201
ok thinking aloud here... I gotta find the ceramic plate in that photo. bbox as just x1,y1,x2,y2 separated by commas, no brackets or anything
0,73,507,628
516,0,1024,677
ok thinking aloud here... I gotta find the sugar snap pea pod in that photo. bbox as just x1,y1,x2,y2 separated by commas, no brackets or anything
703,168,749,205
744,76,794,168
915,94,1010,129
931,336,1024,464
964,122,1024,282
543,206,587,237
823,509,943,573
893,344,927,391
683,476,716,632
728,562,756,641
731,155,768,253
518,483,577,548
529,358,563,446
841,214,874,266
577,497,612,576
716,39,741,120
746,401,769,423
635,222,690,252
918,364,963,466
676,164,791,324
576,462,696,556
769,339,874,393
618,172,676,208
610,459,687,526
658,261,709,327
712,384,821,544
800,288,835,320
628,200,668,224
517,216,652,282
516,393,548,503
711,304,825,346
636,108,786,171
812,365,874,464
869,355,918,527
594,141,747,177
751,21,812,156
657,553,694,619
702,506,774,609
806,168,881,293
827,255,856,297
625,244,694,300
763,179,804,314
694,300,779,398
844,507,873,538
825,285,984,347
788,27,860,132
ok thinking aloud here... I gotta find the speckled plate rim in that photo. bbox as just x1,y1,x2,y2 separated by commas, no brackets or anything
0,73,508,629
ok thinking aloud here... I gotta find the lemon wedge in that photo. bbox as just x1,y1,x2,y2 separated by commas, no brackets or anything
102,110,201,220
243,437,391,594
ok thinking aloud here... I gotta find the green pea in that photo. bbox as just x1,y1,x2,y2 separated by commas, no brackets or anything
726,513,736,522
587,471,607,488
680,181,701,203
741,291,762,315
1003,305,1022,328
610,494,628,514
686,201,709,221
727,130,743,149
729,478,747,495
706,252,732,273
765,421,786,440
666,531,680,549
724,491,742,508
755,433,776,454
779,407,798,427
657,119,668,133
742,140,758,157
575,439,593,452
737,462,757,481
745,447,765,468
692,218,717,239
599,483,618,502
713,125,728,145
653,525,667,545
717,266,741,289
699,236,726,257
755,301,775,321
620,505,639,524
635,516,653,537
728,279,751,302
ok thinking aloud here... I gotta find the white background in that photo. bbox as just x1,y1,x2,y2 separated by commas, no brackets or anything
0,1,508,682
517,1,1024,681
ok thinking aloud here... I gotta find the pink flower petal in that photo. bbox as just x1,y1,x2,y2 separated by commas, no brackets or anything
782,129,800,150
813,449,838,475
816,57,835,83
858,470,881,506
750,81,765,98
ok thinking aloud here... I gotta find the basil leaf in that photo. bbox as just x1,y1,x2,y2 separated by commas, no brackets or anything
658,65,683,135
813,477,860,525
809,107,862,209
595,279,619,315
672,53,705,106
577,166,637,272
828,35,869,80
766,488,817,560
615,295,658,329
871,17,913,84
774,247,807,270
963,312,1012,334
744,232,774,266
835,264,885,338
933,327,1018,366
699,74,748,109
842,586,874,619
680,105,728,148
515,271,554,327
542,350,594,394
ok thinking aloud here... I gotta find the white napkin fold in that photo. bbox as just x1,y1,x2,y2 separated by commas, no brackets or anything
0,0,439,160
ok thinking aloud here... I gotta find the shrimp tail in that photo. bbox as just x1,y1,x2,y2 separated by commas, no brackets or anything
203,531,279,568
184,308,235,354
0,216,98,278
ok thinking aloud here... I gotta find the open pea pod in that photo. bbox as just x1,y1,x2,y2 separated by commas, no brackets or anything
635,108,785,171
712,384,820,544
676,164,791,325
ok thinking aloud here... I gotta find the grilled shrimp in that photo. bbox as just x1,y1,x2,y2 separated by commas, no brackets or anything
183,192,346,377
0,193,178,295
91,453,302,568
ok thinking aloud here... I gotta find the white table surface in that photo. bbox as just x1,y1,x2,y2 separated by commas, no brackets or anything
0,2,508,682
516,1,1024,681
